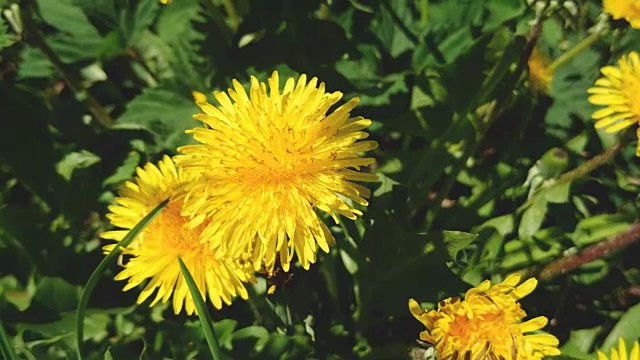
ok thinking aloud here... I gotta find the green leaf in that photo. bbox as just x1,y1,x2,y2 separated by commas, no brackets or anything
177,257,222,360
570,213,636,247
0,17,15,50
102,152,140,186
0,321,16,360
560,326,602,359
76,198,169,358
56,151,101,181
37,0,103,62
518,197,548,239
440,230,479,260
33,277,80,313
116,87,199,151
601,302,640,352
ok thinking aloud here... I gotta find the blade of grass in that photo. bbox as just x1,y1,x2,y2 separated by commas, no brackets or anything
178,256,223,359
0,321,17,360
76,197,170,359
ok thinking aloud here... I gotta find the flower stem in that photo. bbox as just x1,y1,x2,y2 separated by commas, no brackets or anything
538,222,640,280
518,135,630,213
550,31,600,72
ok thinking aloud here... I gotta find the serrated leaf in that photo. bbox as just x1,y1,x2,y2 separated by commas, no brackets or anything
116,87,199,151
0,17,15,50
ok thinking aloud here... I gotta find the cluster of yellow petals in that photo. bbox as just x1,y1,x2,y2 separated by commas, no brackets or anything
598,339,640,360
588,51,640,156
101,156,255,315
528,47,554,95
603,0,640,29
175,72,378,273
102,72,377,313
409,274,560,360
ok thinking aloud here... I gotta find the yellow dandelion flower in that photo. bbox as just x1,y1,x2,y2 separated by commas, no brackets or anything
101,156,255,315
408,274,561,360
175,71,378,272
603,0,640,29
588,51,640,155
597,338,640,360
528,47,553,95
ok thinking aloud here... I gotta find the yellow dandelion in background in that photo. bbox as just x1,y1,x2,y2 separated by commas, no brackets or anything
588,51,640,156
175,71,378,272
603,0,640,29
101,156,255,315
408,274,560,360
597,338,640,360
528,47,553,95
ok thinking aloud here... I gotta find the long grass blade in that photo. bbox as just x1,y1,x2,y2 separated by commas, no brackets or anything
178,256,223,359
0,321,17,360
76,197,170,359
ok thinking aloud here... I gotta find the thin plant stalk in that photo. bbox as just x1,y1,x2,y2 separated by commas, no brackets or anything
76,198,170,359
177,257,223,359
0,321,17,360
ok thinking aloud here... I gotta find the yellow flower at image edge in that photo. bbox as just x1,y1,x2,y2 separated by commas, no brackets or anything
409,274,560,360
528,47,553,95
101,156,255,315
598,338,640,360
175,71,378,272
603,0,640,29
588,51,640,156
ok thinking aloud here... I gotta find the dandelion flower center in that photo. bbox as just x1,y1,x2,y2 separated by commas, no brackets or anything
176,72,378,272
101,156,254,315
148,199,204,254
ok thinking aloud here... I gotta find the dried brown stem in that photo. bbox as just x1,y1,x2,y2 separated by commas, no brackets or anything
538,222,640,280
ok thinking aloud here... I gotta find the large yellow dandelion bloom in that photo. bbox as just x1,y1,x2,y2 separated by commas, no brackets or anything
101,156,255,315
408,274,561,360
528,47,553,95
175,72,378,272
603,0,640,29
598,338,640,360
588,51,640,155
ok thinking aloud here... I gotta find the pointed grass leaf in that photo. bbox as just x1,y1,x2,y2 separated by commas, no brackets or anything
0,321,17,360
76,197,169,359
177,256,223,360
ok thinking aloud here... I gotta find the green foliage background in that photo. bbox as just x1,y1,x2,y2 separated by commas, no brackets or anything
1,0,640,359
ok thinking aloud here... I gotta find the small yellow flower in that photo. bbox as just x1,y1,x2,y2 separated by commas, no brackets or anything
160,0,171,4
409,274,560,360
597,338,640,360
175,71,378,272
101,156,255,315
528,47,553,95
603,0,640,29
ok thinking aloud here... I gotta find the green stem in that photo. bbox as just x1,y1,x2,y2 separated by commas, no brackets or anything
177,257,223,359
550,31,600,72
518,136,630,213
0,321,17,360
76,198,169,359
